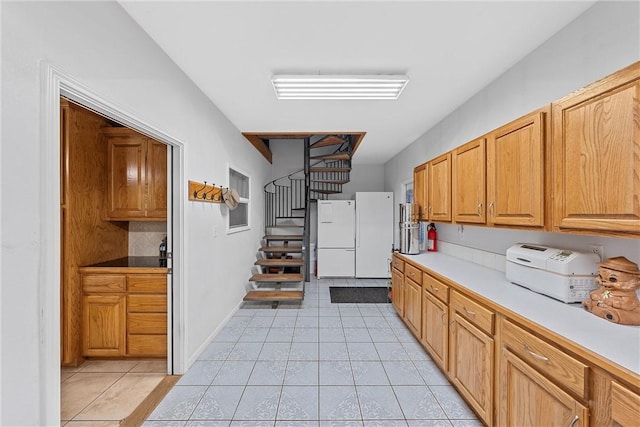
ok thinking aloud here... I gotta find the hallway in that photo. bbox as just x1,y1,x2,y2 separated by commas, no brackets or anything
143,278,480,426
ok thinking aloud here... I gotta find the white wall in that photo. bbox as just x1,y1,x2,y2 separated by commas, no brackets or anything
328,163,385,200
1,2,270,425
384,1,640,265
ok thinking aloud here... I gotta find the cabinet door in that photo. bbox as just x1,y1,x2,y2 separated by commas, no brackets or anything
552,63,640,234
146,140,168,220
428,152,452,222
421,290,448,371
107,135,146,219
499,348,588,427
487,109,546,227
413,163,428,221
403,278,422,338
611,381,640,427
392,268,404,317
82,295,126,357
453,138,486,224
450,312,494,426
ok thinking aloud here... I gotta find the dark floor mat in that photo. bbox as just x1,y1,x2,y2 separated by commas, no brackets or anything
329,287,389,304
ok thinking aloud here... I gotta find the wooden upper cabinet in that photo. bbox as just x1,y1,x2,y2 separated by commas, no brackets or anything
104,128,167,221
453,138,486,224
552,62,640,235
146,140,168,219
428,152,452,222
413,162,428,221
487,108,547,228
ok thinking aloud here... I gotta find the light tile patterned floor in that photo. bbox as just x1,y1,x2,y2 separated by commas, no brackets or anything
143,278,482,427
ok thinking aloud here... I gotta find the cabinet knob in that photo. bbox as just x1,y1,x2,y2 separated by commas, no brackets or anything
488,202,494,217
432,285,439,292
477,202,483,217
463,306,476,317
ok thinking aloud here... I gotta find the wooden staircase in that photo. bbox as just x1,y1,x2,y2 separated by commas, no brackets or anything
243,134,354,306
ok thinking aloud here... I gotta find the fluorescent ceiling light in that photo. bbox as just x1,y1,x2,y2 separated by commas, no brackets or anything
271,75,409,100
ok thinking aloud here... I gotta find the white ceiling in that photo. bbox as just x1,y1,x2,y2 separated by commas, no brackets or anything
119,0,595,164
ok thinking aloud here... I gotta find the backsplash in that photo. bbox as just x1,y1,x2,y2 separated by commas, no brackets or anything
129,222,167,256
438,241,507,273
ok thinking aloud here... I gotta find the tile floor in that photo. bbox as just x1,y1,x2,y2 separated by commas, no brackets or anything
61,358,167,426
143,278,481,427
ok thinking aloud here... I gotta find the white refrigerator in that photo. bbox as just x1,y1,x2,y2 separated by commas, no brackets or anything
316,194,393,278
355,192,393,278
317,200,355,277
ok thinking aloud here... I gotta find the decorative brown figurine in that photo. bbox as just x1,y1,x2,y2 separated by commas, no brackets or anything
583,256,640,325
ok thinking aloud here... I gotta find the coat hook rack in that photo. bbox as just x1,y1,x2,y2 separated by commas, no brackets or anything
188,180,224,204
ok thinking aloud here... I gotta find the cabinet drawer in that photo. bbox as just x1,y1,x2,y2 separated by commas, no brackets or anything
502,319,587,398
82,274,126,293
127,334,167,356
450,291,494,335
128,275,166,293
128,295,167,313
128,313,167,334
423,273,449,303
392,256,404,273
405,263,422,285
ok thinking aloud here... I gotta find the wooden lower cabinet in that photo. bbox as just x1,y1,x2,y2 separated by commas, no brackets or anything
389,253,640,427
403,277,422,338
421,290,448,371
500,348,588,426
82,295,126,357
611,381,640,426
391,267,404,317
449,312,494,425
82,271,167,358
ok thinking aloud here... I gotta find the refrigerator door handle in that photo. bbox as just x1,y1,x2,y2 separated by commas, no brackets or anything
356,209,360,247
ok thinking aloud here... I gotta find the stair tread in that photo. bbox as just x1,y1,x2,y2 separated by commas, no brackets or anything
255,258,304,267
310,167,351,173
260,246,304,253
264,235,304,240
244,290,304,302
250,273,304,282
311,189,341,194
310,153,351,161
309,135,347,149
266,225,304,228
311,179,349,184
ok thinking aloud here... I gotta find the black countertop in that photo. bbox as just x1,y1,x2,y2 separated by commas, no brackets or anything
84,256,167,268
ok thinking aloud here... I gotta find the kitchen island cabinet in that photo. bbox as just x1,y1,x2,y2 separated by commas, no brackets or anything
80,259,167,358
391,252,640,426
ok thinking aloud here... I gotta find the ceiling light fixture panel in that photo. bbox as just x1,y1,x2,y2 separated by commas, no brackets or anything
271,75,409,100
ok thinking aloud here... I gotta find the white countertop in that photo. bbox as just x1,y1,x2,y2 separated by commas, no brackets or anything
401,252,640,375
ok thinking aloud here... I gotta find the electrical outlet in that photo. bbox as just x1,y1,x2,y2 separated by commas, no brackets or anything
588,244,604,262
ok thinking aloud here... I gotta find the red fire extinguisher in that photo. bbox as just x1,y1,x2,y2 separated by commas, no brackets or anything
427,223,437,252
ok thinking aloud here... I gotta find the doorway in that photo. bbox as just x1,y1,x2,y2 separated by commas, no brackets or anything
59,99,174,423
41,64,185,425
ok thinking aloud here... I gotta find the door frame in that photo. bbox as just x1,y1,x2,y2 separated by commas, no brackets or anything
40,62,186,424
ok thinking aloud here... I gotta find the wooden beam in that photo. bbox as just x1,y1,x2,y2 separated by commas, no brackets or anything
242,133,272,163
